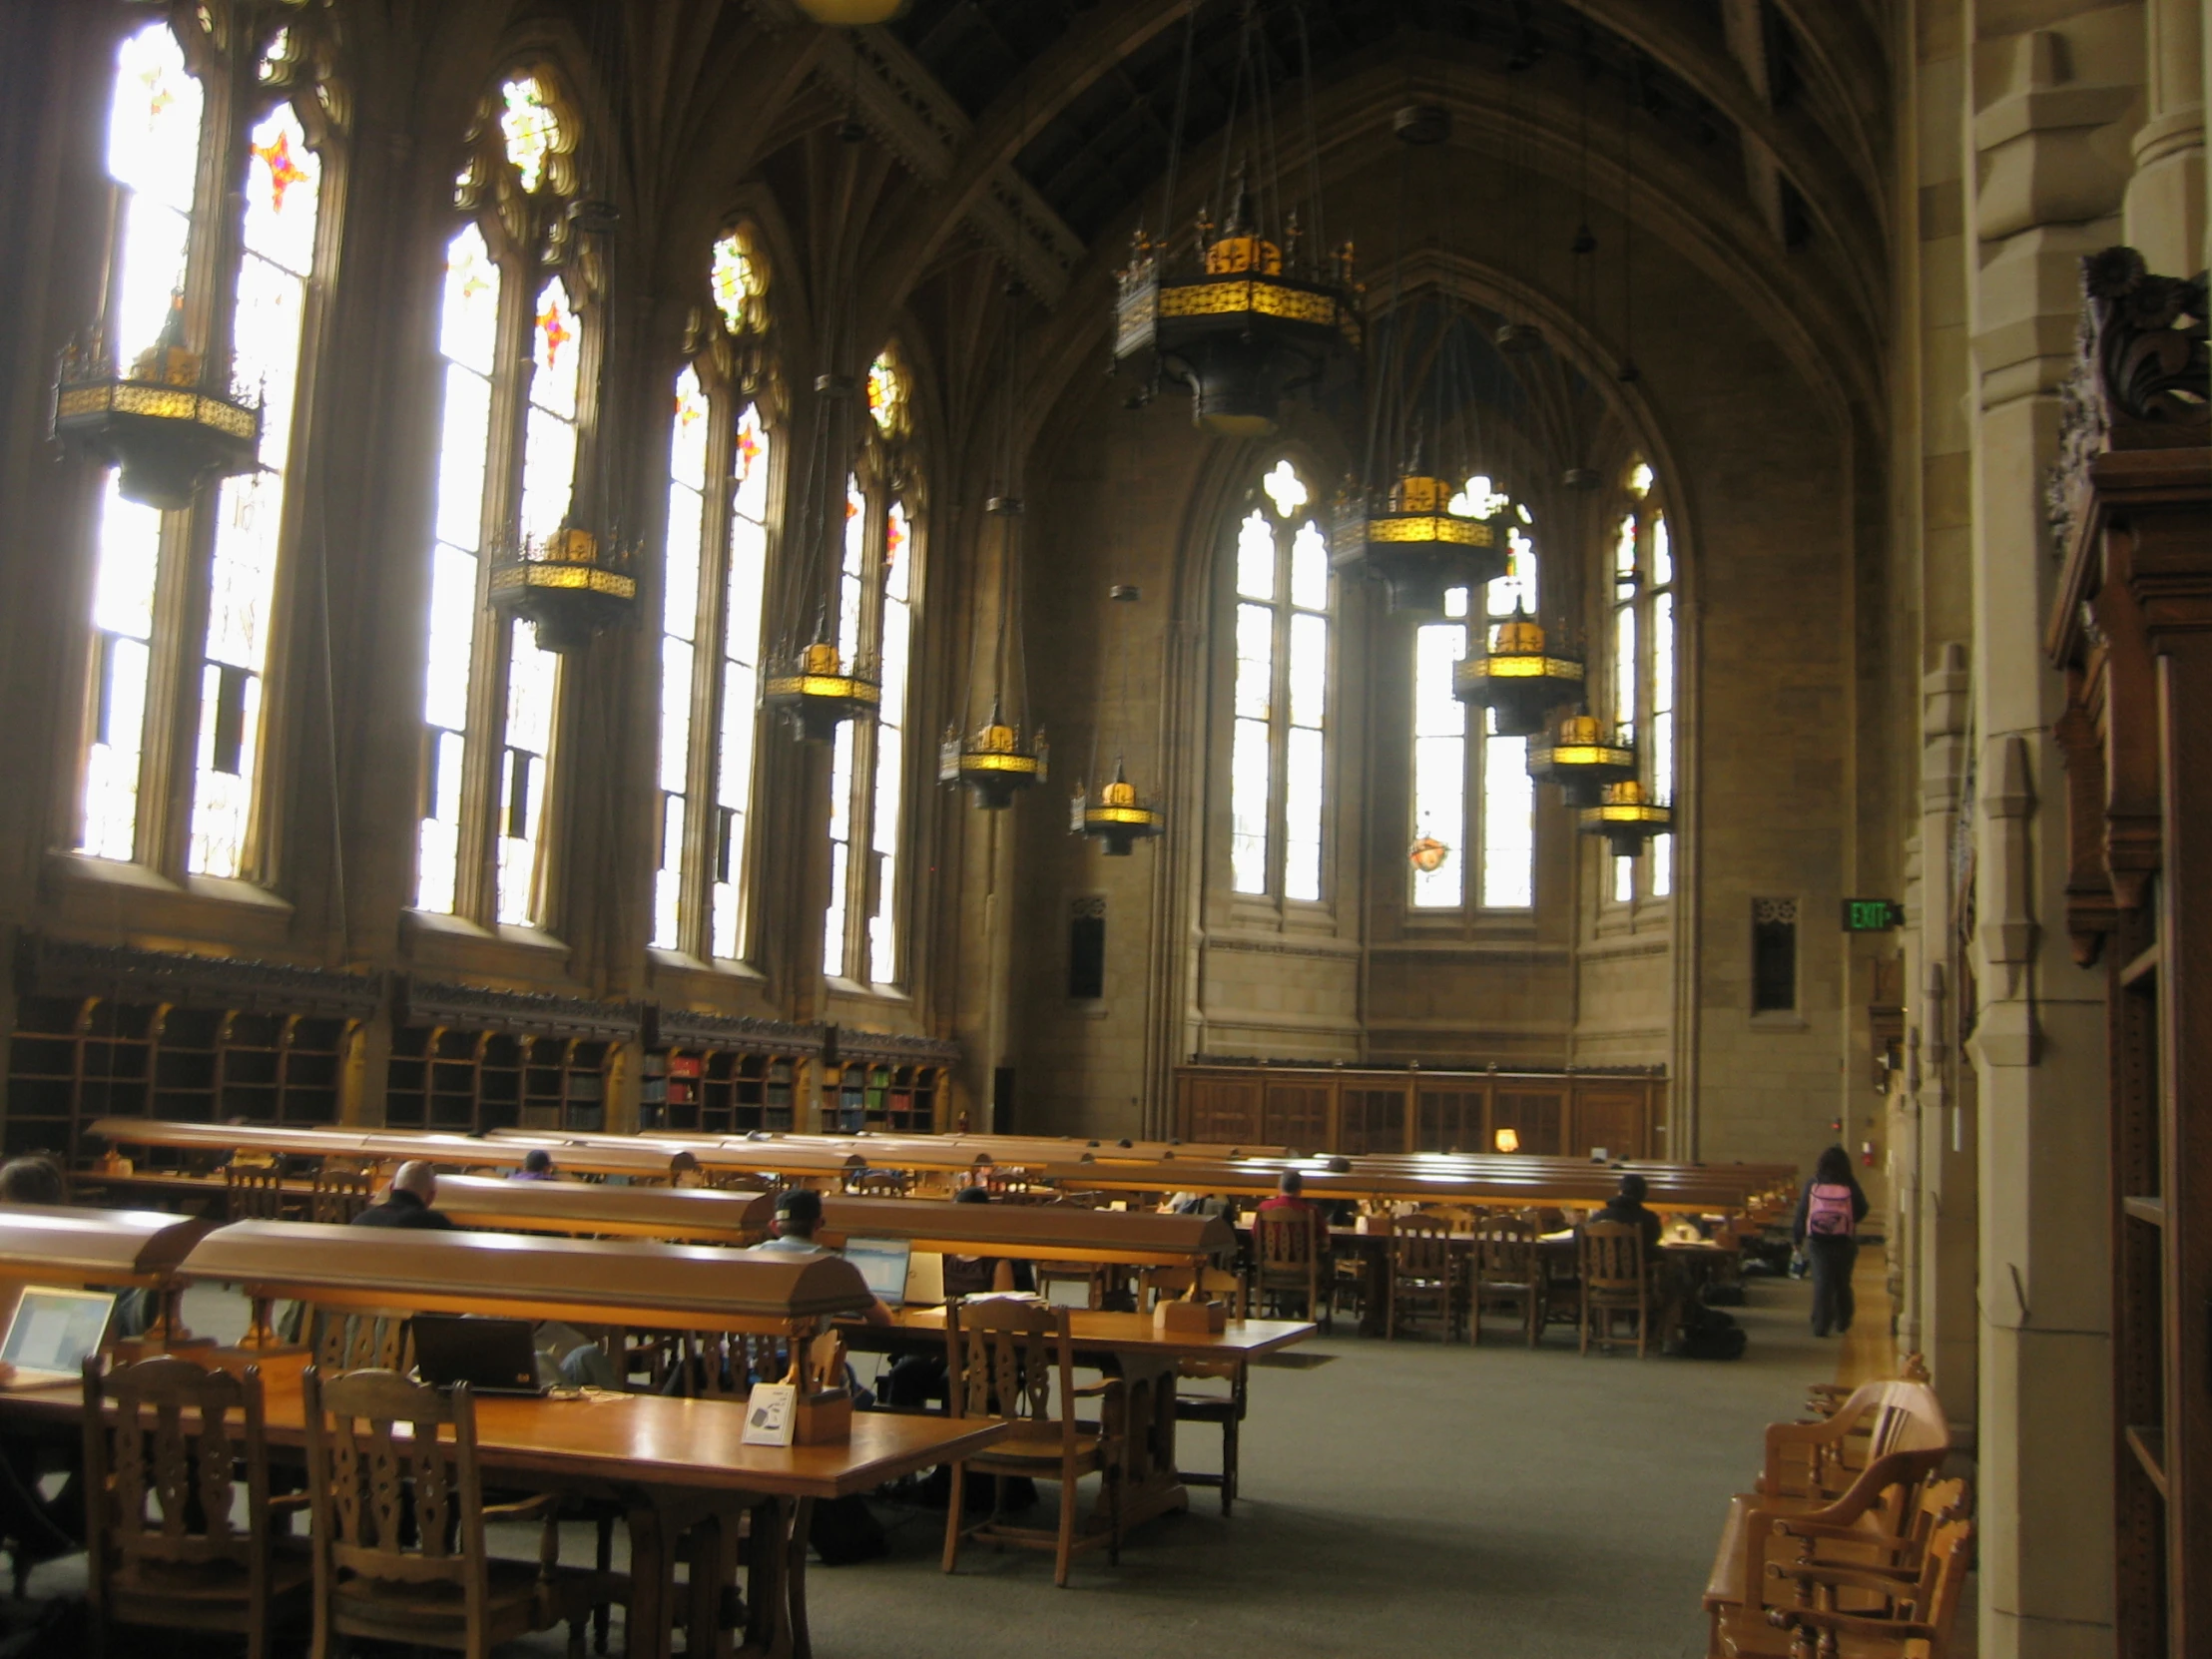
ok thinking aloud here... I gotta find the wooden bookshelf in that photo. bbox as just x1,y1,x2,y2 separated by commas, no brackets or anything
384,1027,609,1134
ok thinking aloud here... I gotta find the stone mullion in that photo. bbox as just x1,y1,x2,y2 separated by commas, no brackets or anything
682,370,738,960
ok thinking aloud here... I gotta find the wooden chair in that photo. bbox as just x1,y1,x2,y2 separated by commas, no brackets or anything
1254,1207,1330,1332
665,1331,789,1398
1386,1214,1461,1342
1578,1221,1650,1356
82,1355,311,1659
1714,1517,1975,1659
941,1300,1123,1587
226,1162,288,1223
300,1367,625,1659
309,1166,373,1226
1138,1266,1250,1515
306,1306,412,1376
1470,1213,1545,1347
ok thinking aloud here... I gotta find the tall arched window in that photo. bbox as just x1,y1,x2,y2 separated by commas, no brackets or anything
654,226,777,961
1409,479,1537,910
1607,461,1677,902
825,347,919,986
1229,459,1333,901
416,71,589,925
78,14,337,877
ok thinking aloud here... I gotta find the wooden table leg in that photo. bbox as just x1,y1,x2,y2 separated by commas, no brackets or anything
785,1496,815,1659
625,1503,672,1659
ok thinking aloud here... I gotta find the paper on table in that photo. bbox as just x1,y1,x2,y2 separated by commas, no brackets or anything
742,1382,797,1446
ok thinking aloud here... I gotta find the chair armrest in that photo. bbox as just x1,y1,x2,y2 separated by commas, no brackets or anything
1071,1379,1124,1399
1763,1560,1923,1596
1769,1517,1918,1553
482,1491,560,1523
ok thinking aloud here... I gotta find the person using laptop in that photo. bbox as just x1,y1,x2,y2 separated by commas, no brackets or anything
350,1161,454,1230
754,1191,892,1326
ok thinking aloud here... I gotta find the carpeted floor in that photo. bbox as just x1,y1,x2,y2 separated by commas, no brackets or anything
20,1271,1854,1656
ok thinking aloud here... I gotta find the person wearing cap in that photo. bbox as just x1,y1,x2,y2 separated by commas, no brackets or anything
508,1148,556,1181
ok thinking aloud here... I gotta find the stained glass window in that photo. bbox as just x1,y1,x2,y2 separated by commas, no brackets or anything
869,501,911,981
417,224,501,914
711,227,768,337
1607,469,1676,905
1227,464,1331,901
655,366,710,949
865,351,906,438
499,75,563,193
79,23,207,862
1409,512,1539,912
188,101,323,877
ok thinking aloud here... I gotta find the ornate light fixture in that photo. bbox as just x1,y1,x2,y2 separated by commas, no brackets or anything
1073,758,1165,856
1453,603,1584,737
53,297,261,511
1113,7,1357,437
765,637,880,743
940,293,1045,810
489,522,638,653
1526,709,1636,808
1578,779,1673,858
1334,470,1504,615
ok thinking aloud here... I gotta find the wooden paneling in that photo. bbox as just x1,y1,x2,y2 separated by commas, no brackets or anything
1491,1090,1564,1158
1183,1077,1261,1145
1339,1088,1407,1155
1573,1088,1646,1160
1415,1088,1483,1153
1262,1083,1330,1151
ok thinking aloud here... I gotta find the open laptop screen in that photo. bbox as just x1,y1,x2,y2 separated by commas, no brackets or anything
1,1288,115,1377
842,1237,912,1309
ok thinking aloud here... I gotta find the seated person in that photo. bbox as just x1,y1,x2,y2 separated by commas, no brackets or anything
1591,1172,1663,1254
508,1148,557,1182
0,1157,64,1207
349,1161,453,1230
939,1185,1037,1299
1257,1170,1316,1216
752,1190,891,1326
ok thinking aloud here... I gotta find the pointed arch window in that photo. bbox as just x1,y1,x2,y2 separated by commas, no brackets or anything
1228,459,1333,902
1409,482,1537,911
826,348,918,986
653,226,778,961
416,69,590,925
1607,461,1677,904
77,13,338,878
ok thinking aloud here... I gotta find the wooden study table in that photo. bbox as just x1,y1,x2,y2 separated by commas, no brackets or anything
844,1307,1314,1532
0,1369,1004,1659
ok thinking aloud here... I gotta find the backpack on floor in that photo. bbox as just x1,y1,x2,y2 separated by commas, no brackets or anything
1673,1305,1747,1361
1806,1183,1857,1237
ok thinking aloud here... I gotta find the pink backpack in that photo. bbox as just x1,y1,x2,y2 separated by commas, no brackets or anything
1806,1183,1856,1237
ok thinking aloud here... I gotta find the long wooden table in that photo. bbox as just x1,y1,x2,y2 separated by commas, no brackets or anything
0,1369,1004,1659
844,1308,1315,1532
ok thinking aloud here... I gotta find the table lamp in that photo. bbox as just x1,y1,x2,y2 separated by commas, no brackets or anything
1493,1128,1520,1154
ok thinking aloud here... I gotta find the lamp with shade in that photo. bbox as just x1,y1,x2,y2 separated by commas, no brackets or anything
1493,1128,1521,1154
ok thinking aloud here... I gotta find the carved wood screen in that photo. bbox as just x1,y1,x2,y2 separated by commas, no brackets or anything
2045,247,2210,1659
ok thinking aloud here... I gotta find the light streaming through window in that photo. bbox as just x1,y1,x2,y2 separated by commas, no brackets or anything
870,502,912,980
655,366,711,949
1228,463,1331,901
1608,476,1677,903
81,24,206,861
190,103,322,877
714,403,771,957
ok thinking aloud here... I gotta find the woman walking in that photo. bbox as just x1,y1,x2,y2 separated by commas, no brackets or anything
1793,1146,1869,1338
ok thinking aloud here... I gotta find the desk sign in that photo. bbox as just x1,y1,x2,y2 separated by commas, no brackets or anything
742,1382,798,1447
1842,898,1905,931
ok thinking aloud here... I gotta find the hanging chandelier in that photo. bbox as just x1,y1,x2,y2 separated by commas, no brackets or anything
1334,471,1505,616
1112,5,1358,437
53,296,262,511
941,296,1045,809
1453,602,1584,737
1526,709,1636,808
1073,758,1165,856
765,638,879,742
1578,779,1672,858
489,521,638,653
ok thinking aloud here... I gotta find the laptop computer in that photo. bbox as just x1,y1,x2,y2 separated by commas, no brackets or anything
411,1314,549,1395
902,1250,945,1309
0,1288,116,1388
842,1236,912,1310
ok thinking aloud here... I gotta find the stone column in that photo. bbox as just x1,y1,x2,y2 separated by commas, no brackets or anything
2123,0,2205,274
1963,14,2138,1655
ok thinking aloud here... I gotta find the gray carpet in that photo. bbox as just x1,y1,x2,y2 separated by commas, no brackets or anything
26,1276,1832,1656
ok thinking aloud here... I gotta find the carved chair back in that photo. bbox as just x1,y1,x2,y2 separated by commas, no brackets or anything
945,1300,1077,1453
309,1165,373,1226
672,1331,790,1398
226,1162,287,1223
83,1355,273,1588
1474,1214,1539,1286
1578,1221,1646,1295
300,1367,487,1599
1389,1214,1456,1283
308,1307,413,1376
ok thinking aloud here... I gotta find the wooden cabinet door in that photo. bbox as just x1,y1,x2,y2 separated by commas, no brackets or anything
1263,1083,1331,1152
1575,1088,1646,1160
1491,1089,1563,1157
1340,1088,1408,1155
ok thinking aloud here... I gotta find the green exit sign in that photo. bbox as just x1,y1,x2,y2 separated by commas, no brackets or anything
1843,899,1905,931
